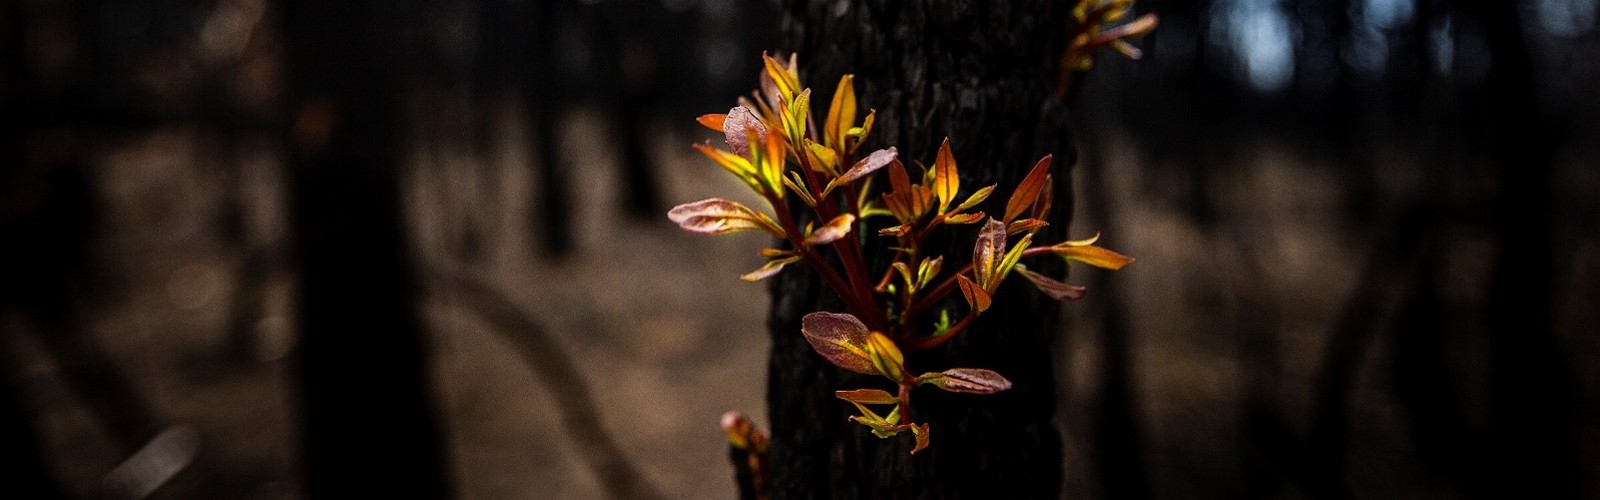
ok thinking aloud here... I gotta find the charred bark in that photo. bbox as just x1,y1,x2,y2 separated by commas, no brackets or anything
768,2,1073,497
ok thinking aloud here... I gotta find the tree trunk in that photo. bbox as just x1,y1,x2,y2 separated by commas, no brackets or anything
279,1,451,496
768,2,1073,497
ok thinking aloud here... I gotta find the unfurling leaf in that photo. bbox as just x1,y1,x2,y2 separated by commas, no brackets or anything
762,52,801,100
740,256,801,282
933,138,960,212
697,113,726,132
668,198,780,236
1051,234,1135,270
972,218,1007,289
723,106,767,158
910,423,930,454
836,388,898,405
826,147,897,195
825,74,857,149
957,274,991,313
1015,264,1087,301
801,312,878,375
866,332,906,383
916,256,943,289
807,141,840,175
917,368,1013,394
720,411,768,452
807,214,856,245
1005,155,1053,222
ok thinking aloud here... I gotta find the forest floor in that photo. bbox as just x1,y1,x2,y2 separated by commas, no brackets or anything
7,105,1597,498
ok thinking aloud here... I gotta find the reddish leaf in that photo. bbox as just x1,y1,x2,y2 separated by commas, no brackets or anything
801,312,878,375
917,368,1013,394
806,214,856,245
1015,265,1087,301
910,423,931,454
723,106,767,157
827,147,897,194
1005,155,1053,222
836,389,898,405
668,198,778,236
932,138,960,212
957,274,991,313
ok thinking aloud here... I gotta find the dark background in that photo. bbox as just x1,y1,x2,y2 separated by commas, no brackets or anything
1,0,1595,497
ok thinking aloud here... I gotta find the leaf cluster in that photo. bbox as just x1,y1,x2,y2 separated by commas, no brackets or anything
671,53,1134,454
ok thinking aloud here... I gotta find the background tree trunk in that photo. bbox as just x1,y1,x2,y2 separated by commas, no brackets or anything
279,1,451,496
768,2,1074,497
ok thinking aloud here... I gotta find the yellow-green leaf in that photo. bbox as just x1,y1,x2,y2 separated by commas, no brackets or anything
836,388,897,405
825,74,856,149
956,184,997,212
866,332,906,383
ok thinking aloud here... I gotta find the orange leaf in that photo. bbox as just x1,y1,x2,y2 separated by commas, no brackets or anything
1005,155,1053,222
957,274,991,313
697,113,726,131
933,138,960,212
1007,218,1049,235
806,214,856,245
800,312,878,375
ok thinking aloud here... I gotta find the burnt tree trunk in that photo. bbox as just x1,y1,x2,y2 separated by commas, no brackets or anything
769,2,1074,497
279,1,451,497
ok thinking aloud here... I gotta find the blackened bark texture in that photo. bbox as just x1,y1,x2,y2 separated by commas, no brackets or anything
770,2,1073,497
1466,0,1580,496
279,2,451,497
